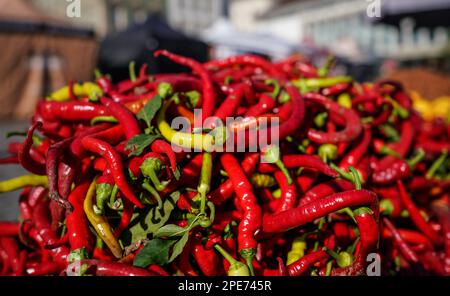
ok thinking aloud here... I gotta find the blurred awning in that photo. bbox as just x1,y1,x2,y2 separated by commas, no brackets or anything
372,0,450,28
201,18,311,59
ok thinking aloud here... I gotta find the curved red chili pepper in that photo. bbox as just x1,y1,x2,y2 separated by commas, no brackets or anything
333,208,379,275
81,137,144,209
205,54,285,78
305,92,362,143
32,201,69,264
18,121,46,175
278,84,305,140
274,170,297,213
46,138,74,211
258,154,338,178
340,125,372,168
155,50,215,123
100,97,141,140
263,189,378,233
220,154,262,253
150,139,178,174
214,83,246,123
397,180,442,246
300,179,355,207
209,153,259,205
371,158,411,185
287,250,328,276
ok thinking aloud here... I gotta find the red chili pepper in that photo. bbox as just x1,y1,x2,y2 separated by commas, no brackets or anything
205,55,285,78
46,137,74,211
220,154,262,272
192,239,224,276
32,201,69,264
214,83,246,123
155,50,215,123
305,93,362,143
18,122,46,175
340,125,372,168
67,260,158,276
333,208,379,275
383,217,420,264
382,227,433,251
371,159,411,185
209,153,259,205
100,97,141,139
278,84,305,140
0,237,22,275
81,137,144,209
114,198,134,238
397,180,442,246
300,179,355,207
26,261,62,276
431,200,450,261
274,170,297,212
295,169,319,194
287,250,328,276
263,189,378,233
150,139,178,175
66,181,94,253
0,222,20,236
258,154,338,178
179,240,198,276
38,101,109,121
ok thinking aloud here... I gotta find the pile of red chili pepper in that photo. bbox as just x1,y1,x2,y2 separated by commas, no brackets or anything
0,51,449,276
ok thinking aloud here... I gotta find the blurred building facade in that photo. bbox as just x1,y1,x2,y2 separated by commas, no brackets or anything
29,0,164,36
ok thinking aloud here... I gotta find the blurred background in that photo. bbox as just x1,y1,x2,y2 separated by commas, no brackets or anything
0,0,450,218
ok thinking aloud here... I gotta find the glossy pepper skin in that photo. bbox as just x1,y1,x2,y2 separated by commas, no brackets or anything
220,154,262,255
66,181,94,253
305,93,362,144
81,137,144,209
263,190,378,233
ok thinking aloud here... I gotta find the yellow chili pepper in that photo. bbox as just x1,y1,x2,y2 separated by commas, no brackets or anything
286,238,307,265
250,174,277,188
0,175,48,193
84,179,123,258
49,82,103,102
156,100,216,151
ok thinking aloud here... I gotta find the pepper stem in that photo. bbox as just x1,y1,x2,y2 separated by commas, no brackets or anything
140,158,169,191
198,153,213,215
407,149,425,169
240,249,256,276
215,244,250,276
142,182,163,209
426,150,448,179
129,61,136,82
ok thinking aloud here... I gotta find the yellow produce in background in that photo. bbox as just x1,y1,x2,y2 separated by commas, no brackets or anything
410,91,450,122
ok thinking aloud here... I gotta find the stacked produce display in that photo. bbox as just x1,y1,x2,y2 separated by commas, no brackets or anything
0,51,449,276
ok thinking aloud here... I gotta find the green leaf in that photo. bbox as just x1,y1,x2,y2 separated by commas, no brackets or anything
137,95,163,129
133,238,176,267
120,191,180,245
125,134,161,157
154,224,186,238
168,232,189,262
